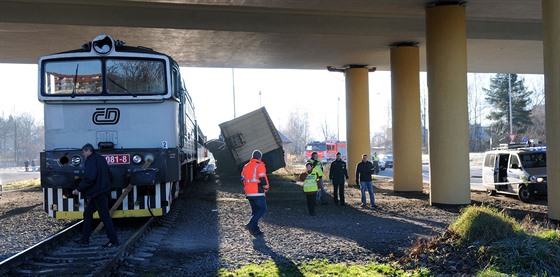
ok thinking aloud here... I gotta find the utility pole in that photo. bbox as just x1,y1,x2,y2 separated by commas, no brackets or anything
232,68,236,118
13,114,18,165
508,74,513,140
337,97,340,141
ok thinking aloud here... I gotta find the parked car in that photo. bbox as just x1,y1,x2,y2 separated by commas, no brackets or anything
378,154,393,170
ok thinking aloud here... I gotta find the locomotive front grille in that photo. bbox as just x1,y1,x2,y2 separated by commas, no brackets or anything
44,182,175,219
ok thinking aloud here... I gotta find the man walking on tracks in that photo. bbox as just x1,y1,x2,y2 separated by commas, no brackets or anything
329,152,348,206
241,150,270,236
73,143,119,247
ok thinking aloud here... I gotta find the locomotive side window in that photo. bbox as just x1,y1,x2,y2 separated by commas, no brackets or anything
44,60,102,95
106,60,165,95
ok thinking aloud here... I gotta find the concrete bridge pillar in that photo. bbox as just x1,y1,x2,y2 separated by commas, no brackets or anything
543,0,560,220
425,2,471,205
390,43,423,192
345,66,372,185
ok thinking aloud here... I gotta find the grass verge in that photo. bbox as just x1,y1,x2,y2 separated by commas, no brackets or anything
217,259,430,277
1,179,40,189
403,205,560,276
452,206,559,276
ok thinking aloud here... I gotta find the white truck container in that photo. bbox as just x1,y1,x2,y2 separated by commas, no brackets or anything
218,107,286,173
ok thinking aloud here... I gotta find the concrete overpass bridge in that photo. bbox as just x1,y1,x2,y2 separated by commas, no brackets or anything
0,0,558,220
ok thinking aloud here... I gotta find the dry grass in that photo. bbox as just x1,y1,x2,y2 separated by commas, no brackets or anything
1,179,40,190
401,205,560,276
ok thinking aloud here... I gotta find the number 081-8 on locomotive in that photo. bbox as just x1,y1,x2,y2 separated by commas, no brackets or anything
38,34,209,219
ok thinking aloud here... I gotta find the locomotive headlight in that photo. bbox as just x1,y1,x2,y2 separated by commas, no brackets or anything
132,154,143,164
144,154,155,163
71,155,82,166
536,177,544,183
92,34,113,54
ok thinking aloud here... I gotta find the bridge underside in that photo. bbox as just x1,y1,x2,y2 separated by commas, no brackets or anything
0,0,544,73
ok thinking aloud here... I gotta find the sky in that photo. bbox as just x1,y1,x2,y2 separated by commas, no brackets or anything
0,63,544,141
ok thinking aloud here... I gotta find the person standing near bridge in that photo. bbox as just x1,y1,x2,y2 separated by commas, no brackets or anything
372,152,380,174
299,162,320,215
241,150,270,236
329,152,348,206
73,143,119,247
356,154,377,208
310,152,327,205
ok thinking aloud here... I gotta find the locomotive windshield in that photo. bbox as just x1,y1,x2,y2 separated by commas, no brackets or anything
43,58,166,96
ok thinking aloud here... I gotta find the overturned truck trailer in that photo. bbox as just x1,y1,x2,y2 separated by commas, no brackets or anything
207,107,285,175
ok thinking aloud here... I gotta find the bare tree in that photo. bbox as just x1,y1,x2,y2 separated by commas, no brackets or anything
279,106,310,156
0,114,10,165
524,77,546,142
371,131,388,152
320,116,337,141
528,75,545,107
420,78,428,153
0,113,43,167
468,73,489,152
526,104,546,142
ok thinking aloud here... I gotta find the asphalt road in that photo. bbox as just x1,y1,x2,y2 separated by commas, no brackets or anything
0,167,40,185
1,164,485,190
375,163,485,191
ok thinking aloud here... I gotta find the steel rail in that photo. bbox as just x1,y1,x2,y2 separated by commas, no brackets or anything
0,220,82,274
92,217,155,276
1,217,154,276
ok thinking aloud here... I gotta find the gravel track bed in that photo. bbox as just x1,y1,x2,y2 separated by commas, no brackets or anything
0,187,75,261
125,172,549,276
2,172,550,276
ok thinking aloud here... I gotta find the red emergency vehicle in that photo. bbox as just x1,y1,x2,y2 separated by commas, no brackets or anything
305,141,347,163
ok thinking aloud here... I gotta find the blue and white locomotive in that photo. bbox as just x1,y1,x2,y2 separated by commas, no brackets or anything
38,34,209,219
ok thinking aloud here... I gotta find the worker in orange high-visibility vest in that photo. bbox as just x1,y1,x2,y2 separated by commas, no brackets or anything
241,150,269,236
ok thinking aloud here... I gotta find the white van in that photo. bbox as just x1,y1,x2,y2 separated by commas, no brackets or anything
482,144,547,202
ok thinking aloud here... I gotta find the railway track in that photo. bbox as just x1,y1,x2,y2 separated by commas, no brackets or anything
0,217,154,276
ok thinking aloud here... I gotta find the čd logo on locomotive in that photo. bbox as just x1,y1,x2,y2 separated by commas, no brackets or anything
92,107,120,125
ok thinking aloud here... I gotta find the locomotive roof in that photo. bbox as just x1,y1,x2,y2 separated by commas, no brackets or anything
46,41,178,65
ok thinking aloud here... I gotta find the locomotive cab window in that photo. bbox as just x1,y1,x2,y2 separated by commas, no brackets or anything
106,59,165,95
42,59,166,96
44,60,102,95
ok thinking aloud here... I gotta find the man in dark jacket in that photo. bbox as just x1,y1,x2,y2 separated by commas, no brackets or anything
355,154,377,208
72,143,119,247
329,152,348,206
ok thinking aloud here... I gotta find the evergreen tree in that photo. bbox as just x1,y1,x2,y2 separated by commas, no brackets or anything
483,74,532,143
